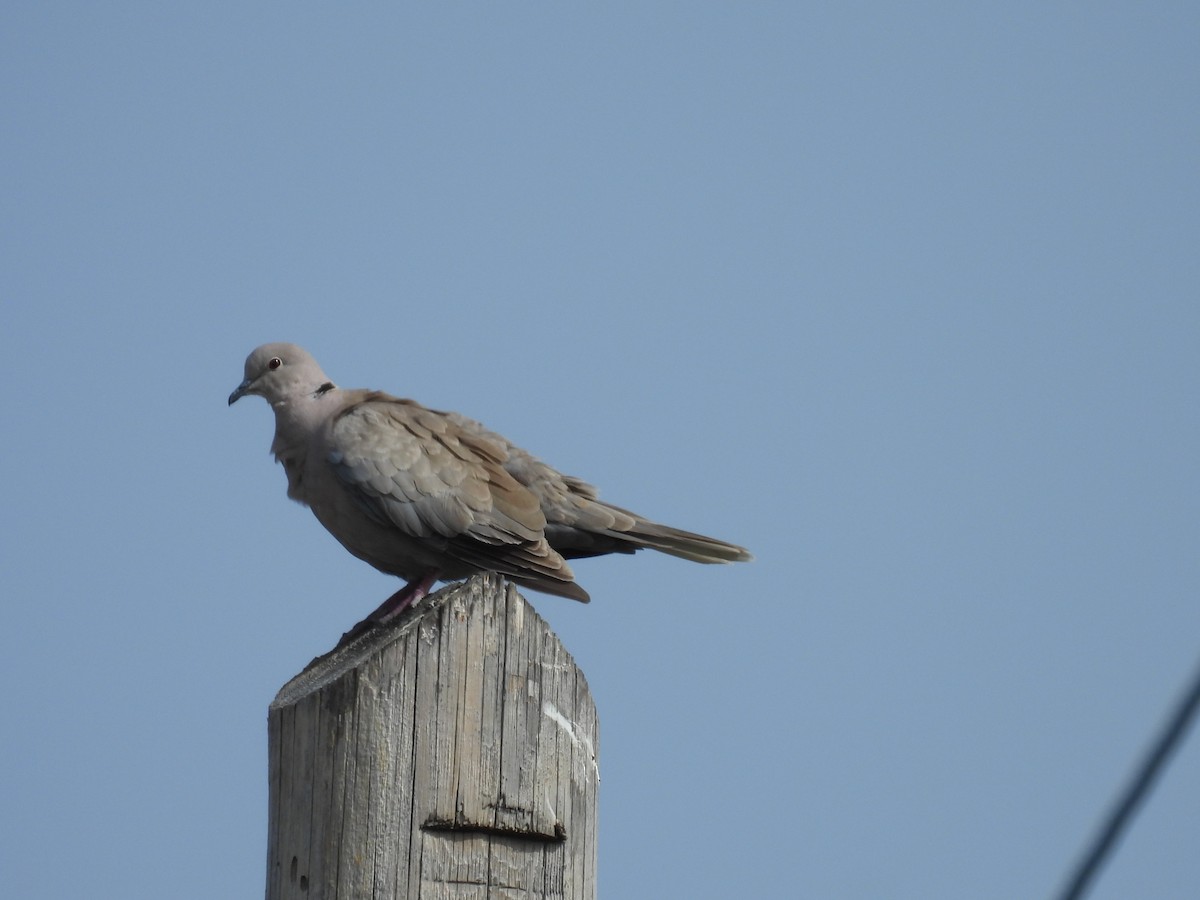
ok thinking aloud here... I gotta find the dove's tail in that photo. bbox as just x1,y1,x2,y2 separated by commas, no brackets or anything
545,505,753,565
609,520,753,564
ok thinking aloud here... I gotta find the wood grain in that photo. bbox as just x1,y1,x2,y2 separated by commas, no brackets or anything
267,573,598,899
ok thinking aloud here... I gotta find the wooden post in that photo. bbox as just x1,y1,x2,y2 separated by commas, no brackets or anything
266,573,599,899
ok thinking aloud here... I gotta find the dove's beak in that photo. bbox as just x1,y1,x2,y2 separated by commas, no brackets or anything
228,379,253,406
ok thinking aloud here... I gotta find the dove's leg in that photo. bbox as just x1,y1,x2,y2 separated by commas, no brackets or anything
336,571,441,648
368,571,440,623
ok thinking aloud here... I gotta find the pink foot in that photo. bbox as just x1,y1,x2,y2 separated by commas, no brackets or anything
368,571,440,623
337,572,440,648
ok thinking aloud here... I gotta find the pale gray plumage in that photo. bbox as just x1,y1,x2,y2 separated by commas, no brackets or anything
229,342,751,617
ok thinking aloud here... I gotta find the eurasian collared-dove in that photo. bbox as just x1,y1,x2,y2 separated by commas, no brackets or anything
229,342,751,624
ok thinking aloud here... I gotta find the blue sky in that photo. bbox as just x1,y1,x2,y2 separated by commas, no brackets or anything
3,4,1198,898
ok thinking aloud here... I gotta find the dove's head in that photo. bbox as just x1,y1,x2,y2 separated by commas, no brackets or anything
228,343,333,407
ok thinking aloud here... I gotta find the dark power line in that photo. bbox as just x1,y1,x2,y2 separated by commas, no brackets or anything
1055,653,1200,900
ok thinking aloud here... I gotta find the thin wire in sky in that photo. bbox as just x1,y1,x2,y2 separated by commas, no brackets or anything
1054,653,1200,900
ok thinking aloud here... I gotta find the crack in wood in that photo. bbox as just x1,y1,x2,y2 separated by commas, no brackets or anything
421,816,567,843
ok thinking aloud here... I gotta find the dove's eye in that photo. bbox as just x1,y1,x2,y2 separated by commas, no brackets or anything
268,357,283,370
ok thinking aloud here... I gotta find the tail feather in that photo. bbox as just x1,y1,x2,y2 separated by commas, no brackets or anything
546,511,753,565
604,519,754,564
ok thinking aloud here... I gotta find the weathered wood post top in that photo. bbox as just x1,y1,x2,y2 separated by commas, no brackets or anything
266,573,599,899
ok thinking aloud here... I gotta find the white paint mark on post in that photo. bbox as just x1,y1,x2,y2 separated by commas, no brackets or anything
543,701,598,778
